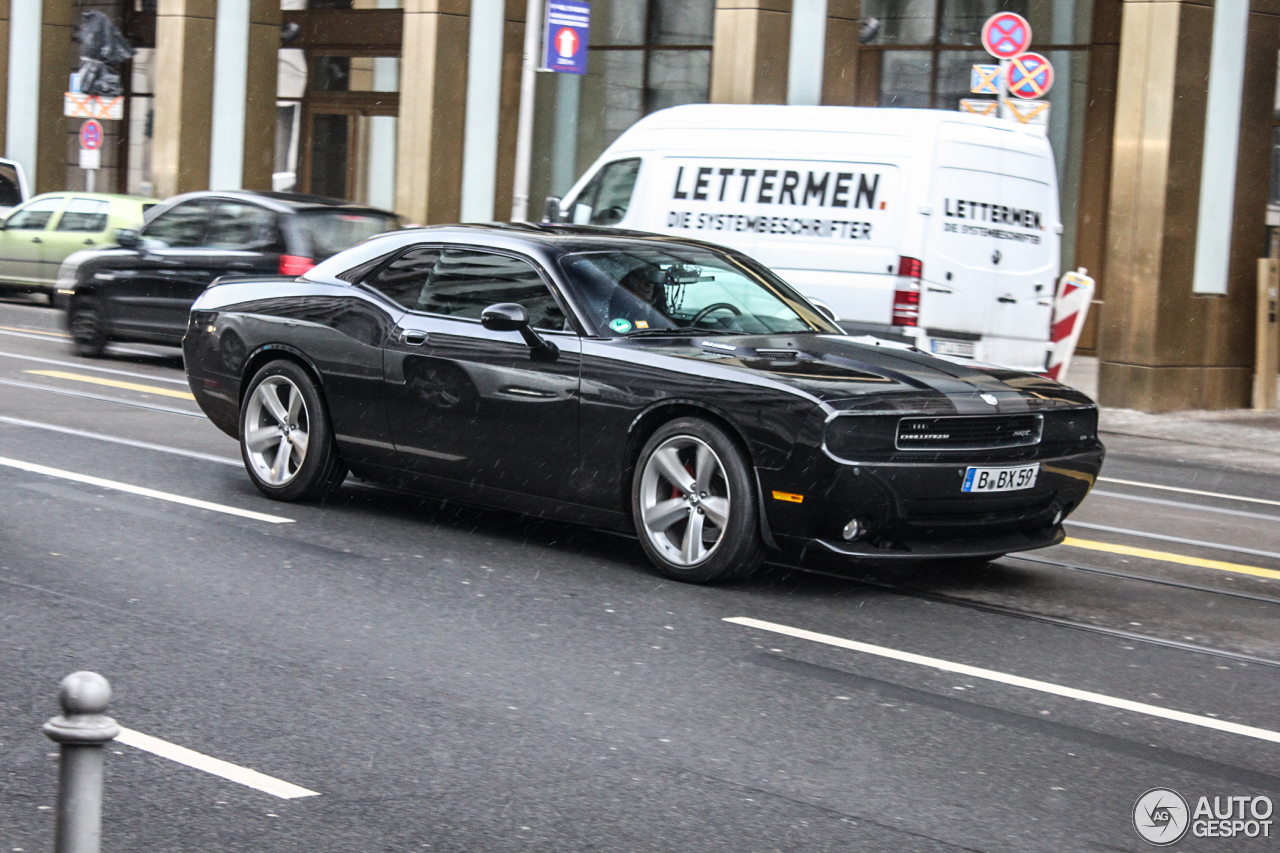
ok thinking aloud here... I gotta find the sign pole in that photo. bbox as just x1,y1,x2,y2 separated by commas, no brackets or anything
510,0,545,222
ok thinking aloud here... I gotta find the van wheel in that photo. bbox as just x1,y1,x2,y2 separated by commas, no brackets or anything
240,360,346,502
632,417,762,583
69,297,108,358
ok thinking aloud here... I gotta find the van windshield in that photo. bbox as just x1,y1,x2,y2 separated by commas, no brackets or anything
558,246,842,337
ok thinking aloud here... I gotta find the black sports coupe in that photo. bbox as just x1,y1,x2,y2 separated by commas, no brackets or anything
183,225,1104,583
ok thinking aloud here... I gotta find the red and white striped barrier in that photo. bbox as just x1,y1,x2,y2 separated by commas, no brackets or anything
1043,268,1096,382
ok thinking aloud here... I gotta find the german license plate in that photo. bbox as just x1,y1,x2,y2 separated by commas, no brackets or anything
931,338,975,358
962,463,1039,493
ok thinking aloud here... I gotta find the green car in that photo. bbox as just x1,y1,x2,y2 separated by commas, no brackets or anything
0,192,156,304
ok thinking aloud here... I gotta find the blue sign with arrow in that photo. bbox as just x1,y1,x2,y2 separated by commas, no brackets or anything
544,0,590,75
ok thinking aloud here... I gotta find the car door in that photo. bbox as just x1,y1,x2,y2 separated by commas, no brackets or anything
0,196,66,284
202,199,283,284
108,199,213,338
375,245,583,502
42,198,112,286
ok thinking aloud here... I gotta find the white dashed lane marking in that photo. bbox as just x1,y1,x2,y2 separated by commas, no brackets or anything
726,617,1280,744
116,728,319,799
0,456,292,523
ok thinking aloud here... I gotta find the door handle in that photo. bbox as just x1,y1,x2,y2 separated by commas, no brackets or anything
997,296,1017,304
399,330,428,346
83,239,95,246
31,237,41,244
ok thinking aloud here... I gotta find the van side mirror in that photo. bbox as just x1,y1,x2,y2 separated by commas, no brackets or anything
114,228,142,249
542,196,563,224
481,302,560,361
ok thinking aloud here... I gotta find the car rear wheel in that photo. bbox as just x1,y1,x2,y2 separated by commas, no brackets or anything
632,417,763,583
68,296,108,358
240,360,346,502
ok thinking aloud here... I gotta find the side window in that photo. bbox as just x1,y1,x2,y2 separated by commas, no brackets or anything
420,249,567,331
570,158,641,226
142,200,211,248
55,199,111,233
6,197,63,231
364,246,442,310
0,164,23,208
204,202,280,249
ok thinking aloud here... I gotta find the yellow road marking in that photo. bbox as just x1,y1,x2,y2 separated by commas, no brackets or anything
24,370,195,400
0,325,67,338
1063,537,1280,581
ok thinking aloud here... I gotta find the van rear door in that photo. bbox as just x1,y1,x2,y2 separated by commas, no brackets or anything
988,147,1056,346
919,162,996,342
920,126,1057,368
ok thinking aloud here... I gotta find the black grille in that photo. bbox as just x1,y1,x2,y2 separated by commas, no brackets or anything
895,414,1042,451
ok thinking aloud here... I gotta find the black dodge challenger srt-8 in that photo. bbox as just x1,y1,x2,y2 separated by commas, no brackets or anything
182,224,1104,583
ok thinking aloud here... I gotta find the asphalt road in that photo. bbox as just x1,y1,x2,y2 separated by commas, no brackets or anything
2,296,1278,852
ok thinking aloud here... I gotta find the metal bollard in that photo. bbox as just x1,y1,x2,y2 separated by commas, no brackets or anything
42,672,120,853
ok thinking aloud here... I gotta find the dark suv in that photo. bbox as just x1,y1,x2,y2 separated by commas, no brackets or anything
59,191,400,356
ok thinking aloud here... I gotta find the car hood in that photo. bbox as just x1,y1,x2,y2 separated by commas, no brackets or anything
617,333,1093,415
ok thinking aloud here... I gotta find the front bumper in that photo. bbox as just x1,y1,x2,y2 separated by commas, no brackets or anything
762,447,1103,559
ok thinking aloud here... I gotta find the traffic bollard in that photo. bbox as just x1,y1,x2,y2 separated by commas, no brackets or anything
42,672,120,853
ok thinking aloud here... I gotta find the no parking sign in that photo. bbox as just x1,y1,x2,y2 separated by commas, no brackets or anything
1006,52,1054,99
981,12,1031,60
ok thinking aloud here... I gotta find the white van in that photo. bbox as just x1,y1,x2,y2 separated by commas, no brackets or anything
549,105,1061,373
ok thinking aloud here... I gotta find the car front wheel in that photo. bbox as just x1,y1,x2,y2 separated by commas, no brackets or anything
632,417,763,583
240,360,346,502
68,296,108,358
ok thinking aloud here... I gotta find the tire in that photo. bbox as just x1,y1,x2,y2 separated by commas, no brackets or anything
631,417,763,583
240,360,347,502
68,296,108,358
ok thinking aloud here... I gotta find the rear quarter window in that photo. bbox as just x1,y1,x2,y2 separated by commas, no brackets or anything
294,210,401,261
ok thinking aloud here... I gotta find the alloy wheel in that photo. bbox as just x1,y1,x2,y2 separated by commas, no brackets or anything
638,435,731,566
244,375,310,486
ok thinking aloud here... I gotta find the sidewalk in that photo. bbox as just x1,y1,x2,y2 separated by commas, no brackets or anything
1065,356,1280,474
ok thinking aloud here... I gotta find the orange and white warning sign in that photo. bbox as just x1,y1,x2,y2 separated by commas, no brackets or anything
1003,98,1050,126
959,99,999,117
64,93,123,120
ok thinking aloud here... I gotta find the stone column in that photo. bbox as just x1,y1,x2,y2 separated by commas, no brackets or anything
709,0,791,105
37,0,73,193
243,0,282,190
821,0,863,105
1098,0,1280,411
153,0,217,197
395,0,470,224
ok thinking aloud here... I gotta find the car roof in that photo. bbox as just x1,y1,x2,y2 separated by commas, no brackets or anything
304,223,759,283
372,222,739,254
26,191,155,204
160,189,398,217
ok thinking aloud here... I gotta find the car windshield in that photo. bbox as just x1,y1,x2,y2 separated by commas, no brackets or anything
296,210,400,260
558,246,841,337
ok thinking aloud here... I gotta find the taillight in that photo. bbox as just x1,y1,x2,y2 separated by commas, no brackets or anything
279,255,315,276
891,256,923,326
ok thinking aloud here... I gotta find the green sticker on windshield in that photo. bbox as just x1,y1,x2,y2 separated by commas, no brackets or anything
609,318,633,333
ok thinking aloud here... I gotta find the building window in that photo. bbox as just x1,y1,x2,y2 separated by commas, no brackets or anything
589,0,715,146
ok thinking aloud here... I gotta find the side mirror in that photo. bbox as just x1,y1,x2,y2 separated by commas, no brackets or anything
0,217,8,231
480,302,529,331
115,228,141,249
481,302,559,361
542,196,563,224
814,303,837,322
